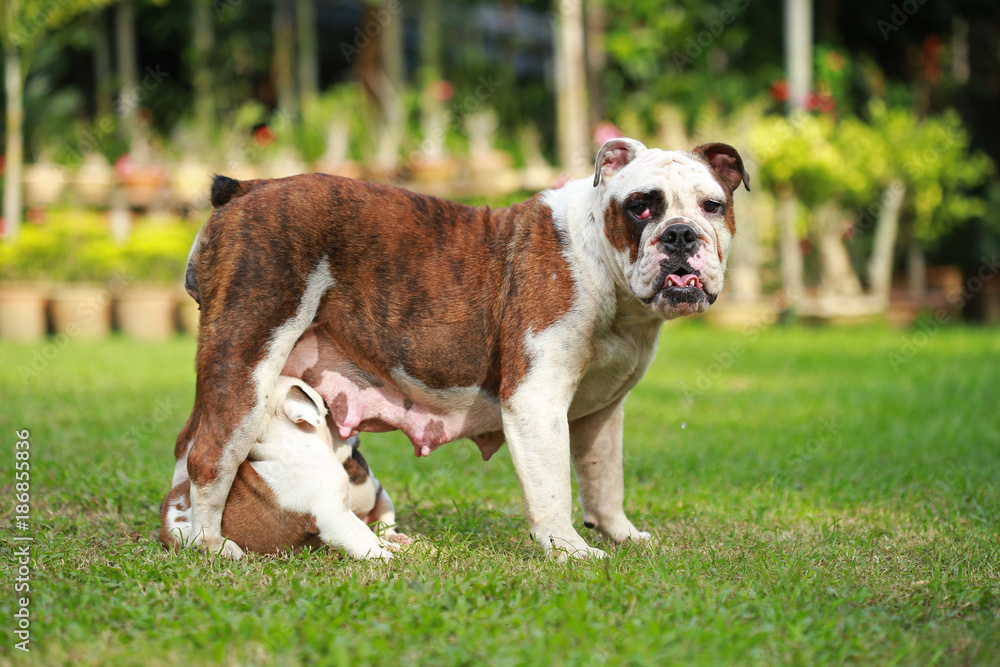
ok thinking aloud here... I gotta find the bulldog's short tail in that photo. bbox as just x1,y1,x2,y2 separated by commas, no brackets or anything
210,174,258,208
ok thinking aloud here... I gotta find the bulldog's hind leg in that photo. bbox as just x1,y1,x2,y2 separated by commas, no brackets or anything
570,400,651,544
185,258,334,559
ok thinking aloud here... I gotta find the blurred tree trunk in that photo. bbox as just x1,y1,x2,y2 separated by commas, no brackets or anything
866,181,906,305
93,10,112,118
777,188,804,303
296,0,318,115
585,0,605,127
115,0,139,152
192,0,215,145
555,0,589,175
418,0,446,162
4,0,117,238
356,5,381,150
783,0,812,111
373,1,404,174
3,31,24,239
907,237,926,301
728,108,765,303
813,203,862,298
273,0,298,119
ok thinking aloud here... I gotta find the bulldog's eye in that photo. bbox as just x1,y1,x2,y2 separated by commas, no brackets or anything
629,203,651,220
702,200,724,214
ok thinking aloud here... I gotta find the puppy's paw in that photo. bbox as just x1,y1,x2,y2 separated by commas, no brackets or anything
192,535,245,560
386,532,414,546
361,547,394,562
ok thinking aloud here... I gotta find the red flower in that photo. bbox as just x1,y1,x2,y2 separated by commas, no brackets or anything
593,122,622,146
253,124,276,147
770,80,789,103
433,80,454,102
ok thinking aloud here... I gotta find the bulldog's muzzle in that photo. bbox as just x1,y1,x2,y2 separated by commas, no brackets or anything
643,218,717,310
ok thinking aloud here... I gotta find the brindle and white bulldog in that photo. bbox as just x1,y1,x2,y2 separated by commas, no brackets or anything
176,137,748,561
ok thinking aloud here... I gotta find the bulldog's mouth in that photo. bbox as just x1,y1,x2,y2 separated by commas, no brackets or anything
665,273,703,290
641,271,717,312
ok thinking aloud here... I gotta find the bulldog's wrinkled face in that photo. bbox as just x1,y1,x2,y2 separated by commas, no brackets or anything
594,138,749,319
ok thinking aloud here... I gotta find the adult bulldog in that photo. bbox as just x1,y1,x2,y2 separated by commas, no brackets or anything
176,137,748,561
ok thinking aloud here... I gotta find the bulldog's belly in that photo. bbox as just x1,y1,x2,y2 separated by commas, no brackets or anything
282,326,505,460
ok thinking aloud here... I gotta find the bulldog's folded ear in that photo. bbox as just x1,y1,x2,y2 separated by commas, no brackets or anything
692,143,750,192
594,137,647,187
282,383,324,429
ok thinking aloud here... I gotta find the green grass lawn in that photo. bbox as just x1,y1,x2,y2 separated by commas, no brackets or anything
1,323,998,665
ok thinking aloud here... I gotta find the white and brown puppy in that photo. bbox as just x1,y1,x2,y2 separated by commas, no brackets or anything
176,137,748,560
162,376,406,559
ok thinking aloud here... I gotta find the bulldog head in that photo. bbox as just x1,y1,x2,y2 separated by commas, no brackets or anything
594,138,749,319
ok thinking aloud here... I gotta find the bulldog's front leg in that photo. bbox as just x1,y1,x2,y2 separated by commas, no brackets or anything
502,393,606,561
570,400,651,544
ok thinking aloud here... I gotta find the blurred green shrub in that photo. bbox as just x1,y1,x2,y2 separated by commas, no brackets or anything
120,219,199,284
750,105,992,241
0,212,121,283
0,212,198,285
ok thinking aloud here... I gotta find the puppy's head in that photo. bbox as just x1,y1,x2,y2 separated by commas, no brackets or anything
270,376,333,448
594,138,749,319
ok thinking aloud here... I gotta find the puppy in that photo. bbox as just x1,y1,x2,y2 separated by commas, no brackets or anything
161,376,408,559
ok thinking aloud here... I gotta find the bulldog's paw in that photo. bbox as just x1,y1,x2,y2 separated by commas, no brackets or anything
192,535,246,560
626,530,652,542
533,530,607,562
585,515,651,544
550,543,609,563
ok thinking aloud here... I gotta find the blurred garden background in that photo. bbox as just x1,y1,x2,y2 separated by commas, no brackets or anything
2,0,1000,339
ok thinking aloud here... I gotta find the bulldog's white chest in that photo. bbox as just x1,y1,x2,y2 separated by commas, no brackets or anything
569,318,661,420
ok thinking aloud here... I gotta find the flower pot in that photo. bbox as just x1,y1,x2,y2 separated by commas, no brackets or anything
115,286,177,340
0,283,49,341
170,158,213,209
23,162,68,207
74,153,115,207
410,158,457,184
120,164,168,208
49,284,113,340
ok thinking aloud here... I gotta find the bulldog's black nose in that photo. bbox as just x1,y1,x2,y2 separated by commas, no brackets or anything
661,223,699,256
